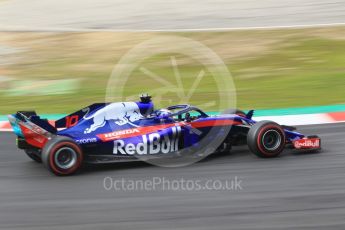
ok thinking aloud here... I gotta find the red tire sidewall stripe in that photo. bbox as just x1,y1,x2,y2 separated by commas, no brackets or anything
49,142,83,175
256,125,285,157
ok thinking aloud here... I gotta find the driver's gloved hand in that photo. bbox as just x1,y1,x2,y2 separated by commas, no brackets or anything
185,112,192,122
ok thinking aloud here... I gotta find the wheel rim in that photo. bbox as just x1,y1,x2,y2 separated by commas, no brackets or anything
262,129,282,151
54,147,78,169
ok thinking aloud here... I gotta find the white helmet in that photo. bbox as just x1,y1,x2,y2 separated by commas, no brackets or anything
156,109,172,117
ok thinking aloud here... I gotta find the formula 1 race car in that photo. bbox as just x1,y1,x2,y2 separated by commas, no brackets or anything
8,95,321,176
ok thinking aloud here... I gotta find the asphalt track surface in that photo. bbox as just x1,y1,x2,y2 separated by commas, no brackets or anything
0,0,344,31
0,123,345,229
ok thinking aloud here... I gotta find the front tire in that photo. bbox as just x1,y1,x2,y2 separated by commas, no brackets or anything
42,136,83,176
247,121,286,158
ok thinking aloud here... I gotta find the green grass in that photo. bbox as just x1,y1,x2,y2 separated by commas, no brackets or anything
1,27,344,115
232,37,345,108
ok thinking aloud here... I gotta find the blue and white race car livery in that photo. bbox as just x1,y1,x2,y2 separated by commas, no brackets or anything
8,95,321,176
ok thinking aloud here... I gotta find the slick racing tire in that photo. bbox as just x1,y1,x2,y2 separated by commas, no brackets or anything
42,136,83,176
24,149,42,163
247,121,286,158
221,108,246,117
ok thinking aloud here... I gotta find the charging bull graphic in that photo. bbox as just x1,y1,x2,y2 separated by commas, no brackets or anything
84,102,143,134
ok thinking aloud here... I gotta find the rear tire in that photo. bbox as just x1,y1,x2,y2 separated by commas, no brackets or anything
42,136,83,176
24,149,42,163
247,121,286,158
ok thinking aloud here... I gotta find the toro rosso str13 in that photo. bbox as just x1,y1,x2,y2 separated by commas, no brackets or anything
8,95,321,176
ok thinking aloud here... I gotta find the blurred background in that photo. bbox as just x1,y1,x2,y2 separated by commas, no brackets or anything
0,0,344,115
0,1,345,230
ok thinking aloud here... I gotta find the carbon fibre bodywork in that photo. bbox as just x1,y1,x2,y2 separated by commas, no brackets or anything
8,100,321,164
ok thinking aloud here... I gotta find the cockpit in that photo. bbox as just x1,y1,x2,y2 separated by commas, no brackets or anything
153,104,209,122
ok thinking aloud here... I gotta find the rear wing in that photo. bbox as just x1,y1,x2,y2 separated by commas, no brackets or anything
8,111,56,148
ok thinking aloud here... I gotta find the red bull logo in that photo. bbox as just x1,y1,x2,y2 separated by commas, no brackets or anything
113,126,181,155
84,102,142,134
293,138,320,149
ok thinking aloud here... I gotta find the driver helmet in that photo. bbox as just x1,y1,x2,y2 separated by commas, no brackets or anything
156,109,173,118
